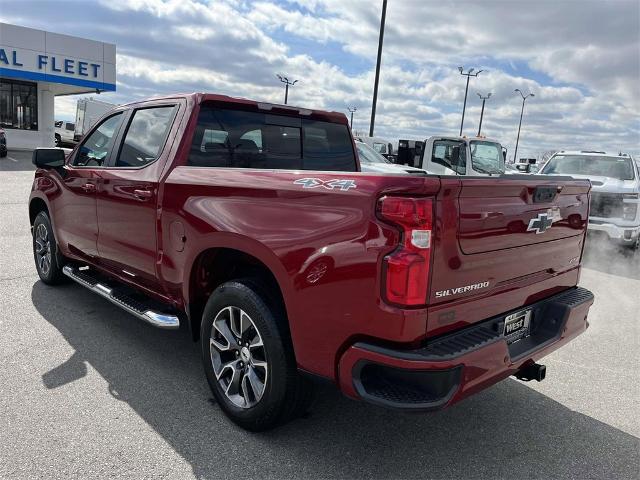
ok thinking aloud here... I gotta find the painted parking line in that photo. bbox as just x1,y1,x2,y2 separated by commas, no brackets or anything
7,156,18,163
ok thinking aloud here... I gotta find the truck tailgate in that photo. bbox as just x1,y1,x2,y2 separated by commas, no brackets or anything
458,177,590,254
427,176,591,336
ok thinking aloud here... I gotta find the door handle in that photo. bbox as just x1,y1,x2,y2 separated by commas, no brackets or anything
81,183,96,192
133,188,153,200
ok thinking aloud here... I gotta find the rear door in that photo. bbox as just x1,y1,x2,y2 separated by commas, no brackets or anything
96,101,180,289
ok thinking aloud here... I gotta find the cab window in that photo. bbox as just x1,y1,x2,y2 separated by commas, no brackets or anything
432,139,466,175
188,106,355,171
115,106,176,168
72,113,123,167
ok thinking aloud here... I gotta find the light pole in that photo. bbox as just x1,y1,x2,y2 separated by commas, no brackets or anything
458,67,483,136
277,74,298,104
513,89,535,163
347,106,357,129
476,92,491,136
369,0,387,137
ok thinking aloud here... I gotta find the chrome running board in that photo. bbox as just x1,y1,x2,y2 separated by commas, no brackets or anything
62,265,180,329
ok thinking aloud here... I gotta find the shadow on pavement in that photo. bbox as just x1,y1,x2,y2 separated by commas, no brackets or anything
582,233,640,281
32,281,639,479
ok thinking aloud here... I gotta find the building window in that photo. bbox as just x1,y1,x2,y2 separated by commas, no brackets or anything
0,79,38,130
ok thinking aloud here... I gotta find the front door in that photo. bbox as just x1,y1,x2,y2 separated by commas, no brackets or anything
56,112,125,259
96,104,178,289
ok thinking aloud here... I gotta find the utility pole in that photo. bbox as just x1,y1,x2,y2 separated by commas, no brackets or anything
458,67,483,136
476,92,491,136
513,89,535,163
347,106,357,129
277,74,298,104
369,0,387,137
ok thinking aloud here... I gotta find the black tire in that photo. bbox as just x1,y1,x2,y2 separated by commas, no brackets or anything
0,149,6,158
32,211,66,285
54,134,61,146
200,278,315,431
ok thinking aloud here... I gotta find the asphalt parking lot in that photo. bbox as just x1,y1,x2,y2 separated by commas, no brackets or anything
1,150,638,479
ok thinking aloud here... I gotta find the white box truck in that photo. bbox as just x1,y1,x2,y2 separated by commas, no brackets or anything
73,98,116,142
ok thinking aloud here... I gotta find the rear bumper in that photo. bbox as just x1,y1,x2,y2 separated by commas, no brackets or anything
338,287,594,411
588,219,640,243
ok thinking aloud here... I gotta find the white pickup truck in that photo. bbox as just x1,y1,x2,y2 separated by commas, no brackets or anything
415,136,507,176
539,150,640,250
54,120,75,146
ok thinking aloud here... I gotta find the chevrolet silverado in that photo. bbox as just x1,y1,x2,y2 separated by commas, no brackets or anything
29,93,594,431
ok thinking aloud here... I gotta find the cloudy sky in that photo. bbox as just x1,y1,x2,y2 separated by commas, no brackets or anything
2,0,639,159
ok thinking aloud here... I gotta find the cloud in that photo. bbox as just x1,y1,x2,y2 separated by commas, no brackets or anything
1,0,637,159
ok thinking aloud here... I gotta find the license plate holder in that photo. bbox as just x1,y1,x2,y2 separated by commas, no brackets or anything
503,309,531,343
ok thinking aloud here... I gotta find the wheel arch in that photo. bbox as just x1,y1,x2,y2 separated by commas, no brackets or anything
185,245,292,344
29,196,49,226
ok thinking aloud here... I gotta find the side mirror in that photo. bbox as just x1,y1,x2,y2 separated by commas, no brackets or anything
32,148,65,169
502,147,508,162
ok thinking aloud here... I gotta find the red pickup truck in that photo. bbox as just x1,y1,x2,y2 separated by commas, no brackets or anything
29,93,594,431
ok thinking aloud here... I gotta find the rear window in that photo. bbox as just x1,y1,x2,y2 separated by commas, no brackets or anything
541,155,635,181
188,106,356,171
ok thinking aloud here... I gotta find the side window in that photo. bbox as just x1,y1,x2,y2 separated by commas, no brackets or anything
432,140,466,175
116,106,176,167
373,142,386,154
240,129,262,150
201,129,228,152
72,113,123,167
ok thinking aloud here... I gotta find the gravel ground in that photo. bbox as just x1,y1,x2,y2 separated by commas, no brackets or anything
1,150,638,479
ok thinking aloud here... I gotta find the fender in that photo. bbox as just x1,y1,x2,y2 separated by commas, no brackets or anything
180,232,293,312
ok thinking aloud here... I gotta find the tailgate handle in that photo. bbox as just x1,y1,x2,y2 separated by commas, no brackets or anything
533,185,562,203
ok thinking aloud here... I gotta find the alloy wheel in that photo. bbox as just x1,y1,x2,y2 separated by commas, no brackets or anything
209,306,268,408
34,223,52,276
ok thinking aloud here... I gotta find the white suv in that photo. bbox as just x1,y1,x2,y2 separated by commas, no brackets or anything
539,151,639,250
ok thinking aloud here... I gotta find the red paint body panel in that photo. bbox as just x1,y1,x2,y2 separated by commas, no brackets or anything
30,93,594,404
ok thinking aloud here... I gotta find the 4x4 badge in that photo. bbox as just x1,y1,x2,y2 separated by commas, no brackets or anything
294,178,357,191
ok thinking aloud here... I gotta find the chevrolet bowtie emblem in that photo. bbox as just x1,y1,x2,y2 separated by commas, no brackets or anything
527,212,554,234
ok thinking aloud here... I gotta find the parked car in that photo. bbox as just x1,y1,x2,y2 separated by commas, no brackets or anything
54,120,76,146
539,150,639,250
29,92,594,431
0,128,6,157
355,139,427,175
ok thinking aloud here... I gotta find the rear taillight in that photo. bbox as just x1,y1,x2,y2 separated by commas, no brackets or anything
377,196,433,306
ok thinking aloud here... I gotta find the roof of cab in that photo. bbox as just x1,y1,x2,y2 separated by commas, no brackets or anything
121,92,348,124
426,135,502,144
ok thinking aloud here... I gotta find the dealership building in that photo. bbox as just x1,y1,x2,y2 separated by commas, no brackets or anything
0,23,116,149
